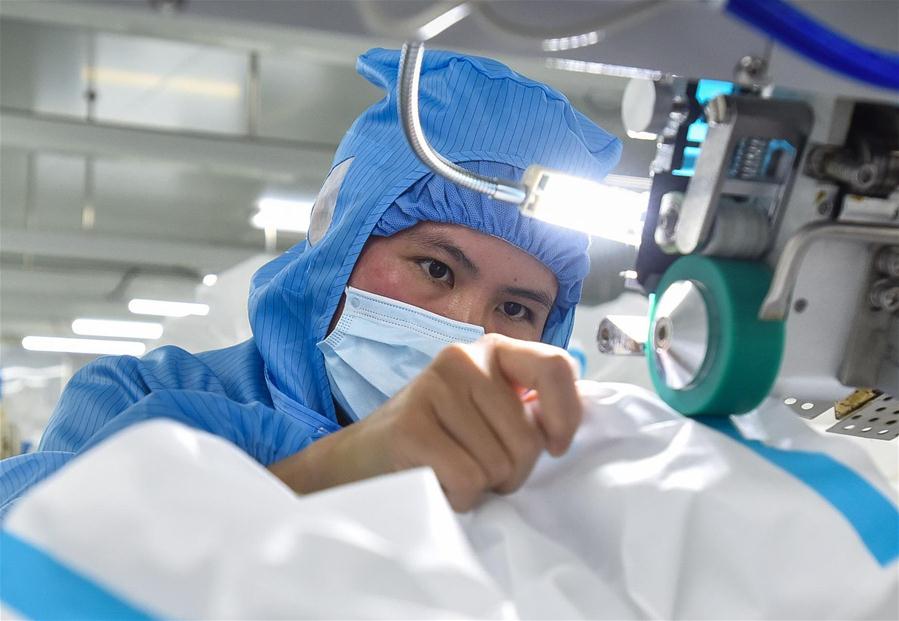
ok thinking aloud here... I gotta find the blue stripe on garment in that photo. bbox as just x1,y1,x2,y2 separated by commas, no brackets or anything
696,415,899,566
0,530,158,620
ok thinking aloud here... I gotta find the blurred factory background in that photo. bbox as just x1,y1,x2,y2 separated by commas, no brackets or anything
1,0,896,453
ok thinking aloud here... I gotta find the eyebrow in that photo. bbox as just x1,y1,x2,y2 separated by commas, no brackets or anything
409,230,479,276
503,286,554,310
408,229,555,310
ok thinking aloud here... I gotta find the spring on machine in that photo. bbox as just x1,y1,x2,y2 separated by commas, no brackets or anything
729,137,771,180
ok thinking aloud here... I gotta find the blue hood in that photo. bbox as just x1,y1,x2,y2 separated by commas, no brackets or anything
249,48,621,421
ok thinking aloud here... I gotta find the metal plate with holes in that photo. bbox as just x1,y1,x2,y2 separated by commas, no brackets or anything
782,397,832,420
827,394,899,441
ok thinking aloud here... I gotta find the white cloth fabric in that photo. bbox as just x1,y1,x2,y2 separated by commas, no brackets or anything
5,383,897,619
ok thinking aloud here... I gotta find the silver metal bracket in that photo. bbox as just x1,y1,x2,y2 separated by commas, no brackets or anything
596,315,648,356
826,393,899,441
781,396,833,420
676,95,813,257
759,221,899,321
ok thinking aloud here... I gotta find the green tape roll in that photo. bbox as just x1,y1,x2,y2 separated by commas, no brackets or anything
647,255,785,416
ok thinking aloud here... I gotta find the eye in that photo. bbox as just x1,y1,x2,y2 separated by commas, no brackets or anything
418,259,454,285
501,301,532,321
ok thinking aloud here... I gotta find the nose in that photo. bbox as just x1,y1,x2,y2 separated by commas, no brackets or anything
440,291,490,329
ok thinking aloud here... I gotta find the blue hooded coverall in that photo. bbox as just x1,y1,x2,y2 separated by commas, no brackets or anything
0,49,621,516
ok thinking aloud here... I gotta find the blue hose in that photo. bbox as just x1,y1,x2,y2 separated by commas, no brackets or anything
726,0,899,91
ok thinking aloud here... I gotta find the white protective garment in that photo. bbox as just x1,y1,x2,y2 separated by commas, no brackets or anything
3,383,897,619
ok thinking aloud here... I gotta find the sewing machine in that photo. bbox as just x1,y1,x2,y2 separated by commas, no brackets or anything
600,69,898,440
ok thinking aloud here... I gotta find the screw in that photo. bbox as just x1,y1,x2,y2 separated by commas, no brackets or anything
598,326,611,350
875,247,899,277
855,164,878,189
793,298,808,313
654,317,672,350
869,279,899,312
735,55,767,80
705,96,731,126
741,56,764,74
655,191,683,254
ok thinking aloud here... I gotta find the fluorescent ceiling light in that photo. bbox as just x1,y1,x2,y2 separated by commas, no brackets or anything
0,365,69,394
72,318,164,340
417,2,472,40
22,336,146,356
81,67,240,99
543,31,601,52
545,58,663,81
250,197,314,234
128,298,210,318
1,365,68,381
626,129,658,141
202,273,218,287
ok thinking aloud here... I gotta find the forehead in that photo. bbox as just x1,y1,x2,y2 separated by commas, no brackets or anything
387,222,558,291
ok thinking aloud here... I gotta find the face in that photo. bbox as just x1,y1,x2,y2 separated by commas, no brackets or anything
337,222,559,341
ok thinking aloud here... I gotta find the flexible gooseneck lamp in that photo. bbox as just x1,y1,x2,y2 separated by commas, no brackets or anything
398,41,612,238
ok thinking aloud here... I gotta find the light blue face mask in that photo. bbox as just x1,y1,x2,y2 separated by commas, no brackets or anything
317,286,485,422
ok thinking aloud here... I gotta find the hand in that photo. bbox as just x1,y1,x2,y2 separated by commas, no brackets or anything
269,333,583,511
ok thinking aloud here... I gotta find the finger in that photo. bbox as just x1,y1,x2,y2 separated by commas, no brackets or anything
423,366,515,489
410,417,490,512
465,359,545,494
432,344,544,492
487,335,582,456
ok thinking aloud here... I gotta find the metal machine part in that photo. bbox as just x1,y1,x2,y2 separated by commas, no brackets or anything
700,198,770,257
835,388,882,419
733,54,771,93
763,97,899,406
772,236,893,403
805,145,899,198
654,191,683,254
648,280,709,391
781,396,833,420
596,315,648,355
621,78,684,139
649,97,692,176
875,247,899,278
759,221,899,321
840,290,897,395
834,231,898,394
400,39,635,243
826,393,899,441
632,77,702,292
675,95,812,257
397,41,526,205
869,279,899,313
611,57,898,423
841,193,899,225
804,103,899,201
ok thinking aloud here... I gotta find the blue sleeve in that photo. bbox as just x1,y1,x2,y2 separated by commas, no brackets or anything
39,347,229,453
1,347,329,518
0,452,75,519
73,389,327,463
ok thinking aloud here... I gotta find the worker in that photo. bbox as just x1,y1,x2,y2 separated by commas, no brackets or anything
0,48,620,514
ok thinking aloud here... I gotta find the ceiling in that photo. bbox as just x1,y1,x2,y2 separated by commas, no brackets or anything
1,0,896,367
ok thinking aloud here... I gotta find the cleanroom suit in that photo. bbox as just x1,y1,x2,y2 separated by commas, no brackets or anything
0,48,621,516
